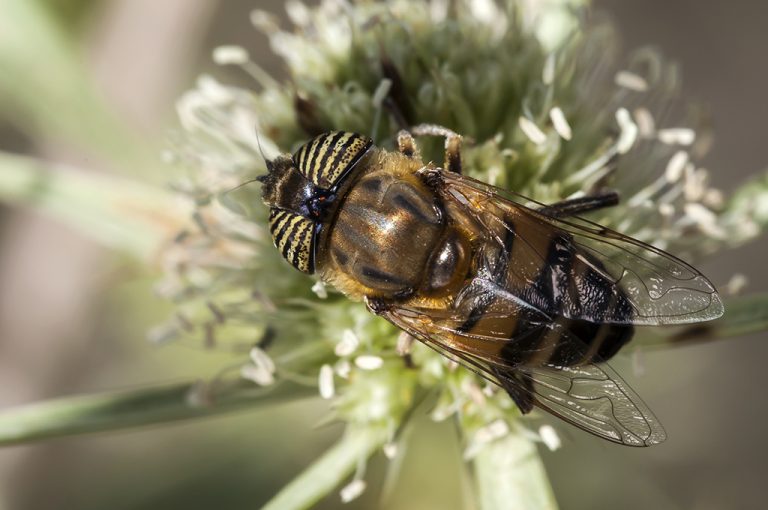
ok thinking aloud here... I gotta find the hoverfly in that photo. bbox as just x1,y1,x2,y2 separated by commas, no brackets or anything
258,125,723,447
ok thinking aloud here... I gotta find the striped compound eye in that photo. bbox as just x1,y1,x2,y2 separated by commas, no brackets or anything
292,131,372,190
268,208,316,274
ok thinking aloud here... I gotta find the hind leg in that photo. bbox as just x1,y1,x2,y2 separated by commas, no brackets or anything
538,191,619,218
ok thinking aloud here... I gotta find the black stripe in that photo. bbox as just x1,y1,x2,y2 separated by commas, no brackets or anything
360,265,410,287
329,134,356,181
270,211,287,234
457,215,517,333
305,136,324,183
294,145,308,175
330,134,372,191
498,323,555,368
315,132,346,186
281,217,305,260
290,221,311,268
392,193,438,224
533,233,575,314
578,262,634,323
275,215,296,253
332,247,349,266
508,233,575,366
360,176,383,193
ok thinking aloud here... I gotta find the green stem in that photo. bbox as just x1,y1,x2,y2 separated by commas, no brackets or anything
474,431,558,510
0,379,314,447
262,426,389,510
0,151,178,259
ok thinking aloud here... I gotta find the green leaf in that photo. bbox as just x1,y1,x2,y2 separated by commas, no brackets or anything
262,426,390,510
637,292,768,348
0,151,179,258
474,433,559,510
0,379,315,447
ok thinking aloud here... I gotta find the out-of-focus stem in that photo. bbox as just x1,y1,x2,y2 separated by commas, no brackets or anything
474,431,559,510
0,151,181,259
262,426,389,510
0,379,315,446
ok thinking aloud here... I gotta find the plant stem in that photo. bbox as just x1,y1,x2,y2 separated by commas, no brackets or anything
262,426,389,510
474,431,559,510
0,379,314,446
0,151,180,258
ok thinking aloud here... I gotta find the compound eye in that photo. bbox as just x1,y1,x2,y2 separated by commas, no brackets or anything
292,131,372,189
268,208,316,273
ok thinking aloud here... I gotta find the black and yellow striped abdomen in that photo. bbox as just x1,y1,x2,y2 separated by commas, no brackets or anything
451,206,634,371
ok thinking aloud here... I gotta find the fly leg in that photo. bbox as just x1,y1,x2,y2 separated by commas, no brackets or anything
538,191,619,218
396,130,421,159
492,369,535,414
410,124,464,175
364,297,416,368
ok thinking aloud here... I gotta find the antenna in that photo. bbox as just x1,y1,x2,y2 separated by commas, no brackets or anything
255,126,271,168
222,176,264,196
221,126,273,195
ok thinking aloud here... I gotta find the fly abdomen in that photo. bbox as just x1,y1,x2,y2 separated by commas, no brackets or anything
454,211,635,373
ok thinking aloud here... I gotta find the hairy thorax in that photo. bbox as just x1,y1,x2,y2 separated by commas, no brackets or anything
319,150,471,301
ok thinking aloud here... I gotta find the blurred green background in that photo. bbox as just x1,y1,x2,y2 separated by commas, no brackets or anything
0,1,766,509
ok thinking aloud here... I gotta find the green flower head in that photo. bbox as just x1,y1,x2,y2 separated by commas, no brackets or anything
154,0,760,506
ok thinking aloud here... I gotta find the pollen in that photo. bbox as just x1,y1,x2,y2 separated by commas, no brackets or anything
658,128,696,146
518,116,547,145
615,108,639,154
340,479,366,504
319,364,335,399
549,107,572,141
665,151,689,183
538,425,562,451
354,355,384,371
614,70,649,92
335,329,360,357
212,45,250,65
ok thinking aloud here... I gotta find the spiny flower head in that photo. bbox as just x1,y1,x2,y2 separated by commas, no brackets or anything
154,0,759,504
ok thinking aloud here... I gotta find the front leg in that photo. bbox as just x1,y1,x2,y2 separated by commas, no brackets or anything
397,130,420,159
409,124,464,175
364,296,416,368
365,295,395,316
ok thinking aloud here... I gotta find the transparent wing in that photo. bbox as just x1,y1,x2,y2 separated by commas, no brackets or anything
436,169,724,325
375,303,666,447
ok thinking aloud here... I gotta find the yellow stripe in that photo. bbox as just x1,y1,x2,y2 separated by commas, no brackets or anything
286,220,311,268
327,134,366,185
276,215,305,254
326,132,353,183
296,143,310,174
269,210,291,237
308,133,337,184
303,136,324,184
294,226,313,273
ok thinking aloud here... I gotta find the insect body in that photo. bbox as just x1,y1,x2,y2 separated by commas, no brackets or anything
259,127,724,447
